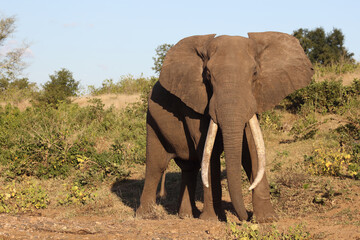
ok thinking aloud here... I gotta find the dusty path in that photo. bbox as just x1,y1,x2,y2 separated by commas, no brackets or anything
0,214,228,239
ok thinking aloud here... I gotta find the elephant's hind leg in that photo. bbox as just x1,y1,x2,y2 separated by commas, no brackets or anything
175,158,201,218
136,123,172,217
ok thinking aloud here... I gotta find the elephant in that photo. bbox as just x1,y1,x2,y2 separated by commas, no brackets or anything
136,32,314,222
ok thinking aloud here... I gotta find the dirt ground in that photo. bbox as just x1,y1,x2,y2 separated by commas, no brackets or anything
0,161,359,240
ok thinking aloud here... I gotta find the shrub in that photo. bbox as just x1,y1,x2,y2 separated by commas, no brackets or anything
88,75,156,96
304,146,359,179
58,182,96,206
0,102,129,181
0,180,49,213
35,68,79,107
260,110,283,131
0,75,157,182
283,79,360,114
227,221,311,239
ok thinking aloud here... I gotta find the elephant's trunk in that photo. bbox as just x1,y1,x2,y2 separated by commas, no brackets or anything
200,111,267,221
219,113,248,220
201,116,266,190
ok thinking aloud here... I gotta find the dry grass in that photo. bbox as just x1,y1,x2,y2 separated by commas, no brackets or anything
72,93,140,109
0,93,140,111
314,65,360,86
0,99,31,110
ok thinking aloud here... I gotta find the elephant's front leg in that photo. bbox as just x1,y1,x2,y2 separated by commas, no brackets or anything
175,158,201,218
243,125,278,223
200,136,224,221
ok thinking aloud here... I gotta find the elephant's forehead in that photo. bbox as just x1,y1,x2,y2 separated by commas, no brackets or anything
208,35,250,54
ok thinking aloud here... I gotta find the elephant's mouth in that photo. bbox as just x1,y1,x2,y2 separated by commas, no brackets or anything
201,114,265,190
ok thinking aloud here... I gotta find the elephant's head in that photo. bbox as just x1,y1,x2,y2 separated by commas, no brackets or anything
158,32,314,220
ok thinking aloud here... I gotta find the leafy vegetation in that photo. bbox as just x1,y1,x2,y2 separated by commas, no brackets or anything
0,179,49,213
152,43,173,75
35,68,80,106
88,75,157,95
0,16,29,86
282,78,360,114
293,27,354,65
305,146,359,179
227,221,311,239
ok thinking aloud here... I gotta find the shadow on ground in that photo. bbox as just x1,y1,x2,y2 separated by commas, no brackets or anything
111,170,241,221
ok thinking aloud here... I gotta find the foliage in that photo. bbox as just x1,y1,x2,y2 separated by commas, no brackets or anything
0,75,157,182
293,27,354,65
260,110,283,131
0,102,129,181
88,75,156,96
0,16,29,87
152,43,173,75
227,221,311,239
305,145,359,179
290,111,318,141
58,182,96,205
283,79,360,114
35,68,79,106
0,179,49,213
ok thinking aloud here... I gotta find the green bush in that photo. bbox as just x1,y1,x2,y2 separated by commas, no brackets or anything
283,79,360,114
304,145,359,179
0,102,129,181
260,110,283,131
0,77,157,182
0,180,49,213
88,76,157,96
227,221,311,239
58,182,96,206
35,68,79,107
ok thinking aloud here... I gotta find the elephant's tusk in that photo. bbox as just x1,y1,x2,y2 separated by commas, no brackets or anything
201,118,218,188
248,114,266,191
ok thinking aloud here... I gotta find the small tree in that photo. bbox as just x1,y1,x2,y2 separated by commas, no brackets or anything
36,68,79,106
152,43,173,75
293,27,354,65
0,16,29,90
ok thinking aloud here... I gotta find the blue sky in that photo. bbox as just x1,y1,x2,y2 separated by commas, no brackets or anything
2,0,360,88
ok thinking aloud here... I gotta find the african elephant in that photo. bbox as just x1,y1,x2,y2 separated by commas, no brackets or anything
136,32,313,222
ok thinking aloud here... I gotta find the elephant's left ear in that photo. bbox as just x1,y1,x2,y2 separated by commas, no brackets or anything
159,34,216,114
248,32,314,112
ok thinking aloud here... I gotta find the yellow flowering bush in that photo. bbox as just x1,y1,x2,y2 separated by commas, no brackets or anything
0,180,49,213
305,146,359,179
57,183,96,205
260,110,282,131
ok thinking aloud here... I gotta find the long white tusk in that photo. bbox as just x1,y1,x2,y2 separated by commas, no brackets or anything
201,119,218,188
248,114,266,191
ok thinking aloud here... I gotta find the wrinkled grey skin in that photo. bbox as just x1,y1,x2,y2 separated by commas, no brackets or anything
136,32,313,222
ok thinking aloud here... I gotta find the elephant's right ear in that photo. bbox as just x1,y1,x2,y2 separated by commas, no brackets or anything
159,34,216,114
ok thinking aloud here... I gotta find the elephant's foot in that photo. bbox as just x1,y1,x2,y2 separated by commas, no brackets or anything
178,204,201,218
178,207,196,219
199,210,218,221
136,203,157,218
252,196,278,223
